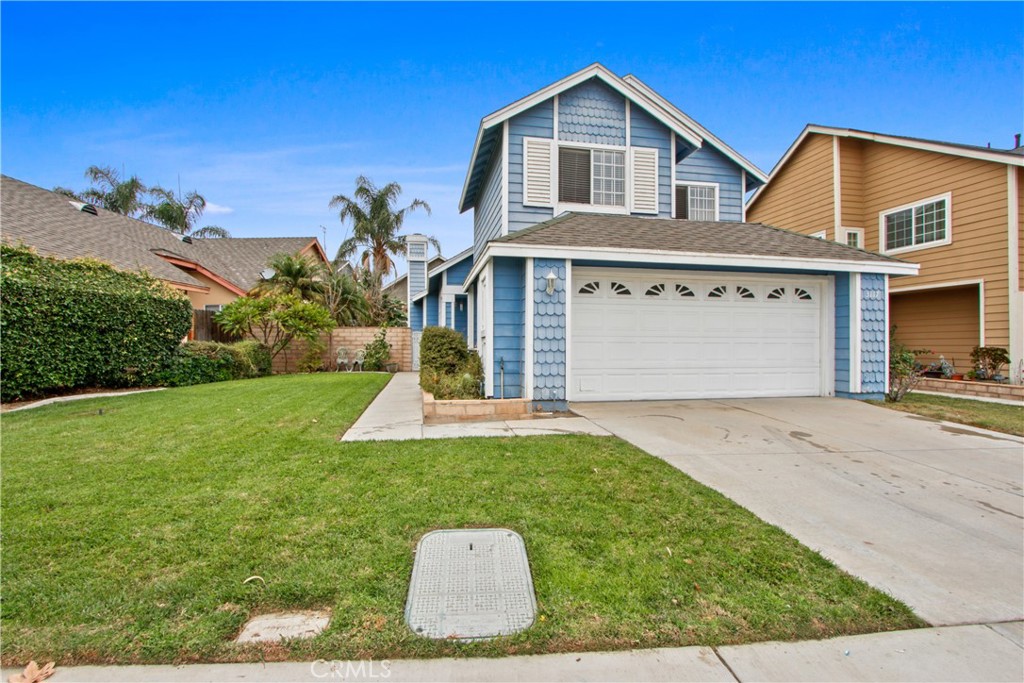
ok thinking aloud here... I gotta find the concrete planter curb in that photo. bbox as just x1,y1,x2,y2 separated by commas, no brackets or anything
422,390,532,424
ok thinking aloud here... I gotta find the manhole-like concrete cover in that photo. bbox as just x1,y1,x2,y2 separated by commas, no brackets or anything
235,610,330,644
405,528,536,640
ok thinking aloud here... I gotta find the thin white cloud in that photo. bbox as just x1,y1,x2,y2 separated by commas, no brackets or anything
204,201,234,215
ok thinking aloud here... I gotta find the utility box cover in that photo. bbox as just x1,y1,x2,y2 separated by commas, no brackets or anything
405,528,536,640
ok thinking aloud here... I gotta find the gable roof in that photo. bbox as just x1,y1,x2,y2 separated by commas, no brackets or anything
383,255,445,294
460,63,751,212
621,74,768,188
1,175,325,293
748,124,1024,210
462,212,917,283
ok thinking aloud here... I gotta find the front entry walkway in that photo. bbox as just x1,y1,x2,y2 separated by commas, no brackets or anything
341,373,609,441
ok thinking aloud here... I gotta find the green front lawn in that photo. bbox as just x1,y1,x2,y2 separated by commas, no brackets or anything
878,392,1024,437
1,374,922,666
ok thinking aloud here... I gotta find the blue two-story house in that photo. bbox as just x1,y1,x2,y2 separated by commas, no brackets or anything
408,64,917,408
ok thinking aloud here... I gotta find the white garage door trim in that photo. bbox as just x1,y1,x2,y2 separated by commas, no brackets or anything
568,267,834,401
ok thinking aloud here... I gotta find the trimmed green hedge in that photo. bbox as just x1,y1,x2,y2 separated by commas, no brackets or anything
155,340,272,387
1,245,193,401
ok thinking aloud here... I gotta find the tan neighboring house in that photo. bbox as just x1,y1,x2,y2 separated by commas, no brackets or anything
1,174,328,319
747,126,1024,382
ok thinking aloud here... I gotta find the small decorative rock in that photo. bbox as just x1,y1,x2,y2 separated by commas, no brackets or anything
235,610,330,644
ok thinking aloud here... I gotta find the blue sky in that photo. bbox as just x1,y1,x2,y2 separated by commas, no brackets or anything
2,1,1021,269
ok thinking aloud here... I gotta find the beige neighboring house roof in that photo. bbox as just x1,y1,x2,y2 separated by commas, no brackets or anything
1,175,326,294
747,124,1024,210
472,212,917,280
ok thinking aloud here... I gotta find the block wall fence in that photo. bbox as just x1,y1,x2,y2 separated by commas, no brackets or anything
270,326,413,374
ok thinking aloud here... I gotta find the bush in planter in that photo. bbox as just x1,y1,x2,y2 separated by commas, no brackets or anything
970,346,1010,380
419,326,469,376
419,327,482,399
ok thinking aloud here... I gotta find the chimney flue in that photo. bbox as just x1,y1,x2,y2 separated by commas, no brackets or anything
1015,133,1021,148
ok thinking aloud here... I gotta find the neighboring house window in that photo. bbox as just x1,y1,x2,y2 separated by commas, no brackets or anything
674,184,718,221
881,194,951,253
558,147,625,207
810,230,827,239
204,304,223,312
840,227,864,248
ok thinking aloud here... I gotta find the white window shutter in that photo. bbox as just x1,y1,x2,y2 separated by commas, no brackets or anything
629,147,659,214
523,137,554,207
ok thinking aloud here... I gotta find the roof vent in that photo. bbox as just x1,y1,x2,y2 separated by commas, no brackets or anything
69,201,98,216
175,234,193,244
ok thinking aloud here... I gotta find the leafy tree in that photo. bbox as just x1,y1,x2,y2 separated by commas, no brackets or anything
253,252,325,301
146,187,230,238
329,175,436,277
214,293,333,359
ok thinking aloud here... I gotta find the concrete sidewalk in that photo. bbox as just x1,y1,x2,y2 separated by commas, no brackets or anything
5,622,1020,682
341,373,609,441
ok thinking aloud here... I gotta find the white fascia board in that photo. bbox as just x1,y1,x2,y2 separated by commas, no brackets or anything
477,242,920,277
623,74,768,183
427,246,474,279
411,289,429,303
748,124,1024,212
458,126,488,213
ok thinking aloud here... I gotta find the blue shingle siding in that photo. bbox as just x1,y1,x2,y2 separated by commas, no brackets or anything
834,273,851,395
474,141,504,260
444,254,473,287
426,292,439,328
557,78,626,146
860,273,887,395
410,297,424,332
675,144,743,221
508,99,555,233
629,105,672,217
532,258,567,404
491,257,526,399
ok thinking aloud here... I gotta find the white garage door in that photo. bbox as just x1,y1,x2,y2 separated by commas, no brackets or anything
570,268,827,401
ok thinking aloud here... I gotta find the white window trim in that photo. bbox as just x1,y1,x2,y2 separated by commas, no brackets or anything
556,142,629,213
674,180,720,221
879,192,953,255
811,230,827,240
839,227,864,248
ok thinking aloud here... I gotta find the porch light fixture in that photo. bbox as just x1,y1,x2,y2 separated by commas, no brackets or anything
545,270,558,295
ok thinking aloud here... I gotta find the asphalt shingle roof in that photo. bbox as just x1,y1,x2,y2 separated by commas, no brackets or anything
492,212,902,265
1,175,320,292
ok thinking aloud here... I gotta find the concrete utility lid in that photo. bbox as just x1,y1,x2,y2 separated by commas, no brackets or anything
235,610,331,644
405,528,537,640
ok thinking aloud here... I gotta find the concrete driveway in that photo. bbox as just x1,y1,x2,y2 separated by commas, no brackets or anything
571,397,1024,627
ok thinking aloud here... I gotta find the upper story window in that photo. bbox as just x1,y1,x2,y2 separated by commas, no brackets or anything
674,184,718,221
840,227,864,249
881,194,951,254
558,147,625,207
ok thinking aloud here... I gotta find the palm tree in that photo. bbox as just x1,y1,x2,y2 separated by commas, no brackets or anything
55,166,149,216
329,176,436,278
321,269,371,327
146,187,230,238
253,252,325,301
